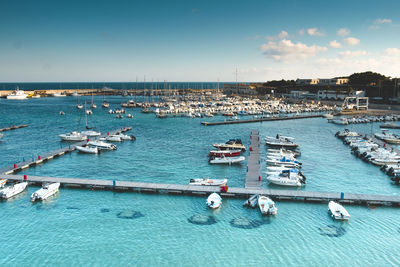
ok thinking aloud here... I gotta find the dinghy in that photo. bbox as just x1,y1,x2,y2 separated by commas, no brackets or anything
0,182,28,199
76,145,99,154
328,201,350,220
258,196,277,215
243,194,259,208
30,182,60,202
189,178,227,186
206,193,222,209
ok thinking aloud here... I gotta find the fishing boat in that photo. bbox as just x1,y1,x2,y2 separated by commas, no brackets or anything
243,194,259,208
266,169,306,186
76,145,99,154
0,182,28,199
265,135,299,149
87,140,117,150
209,155,245,164
30,182,60,202
208,149,241,157
189,178,227,186
0,179,7,188
6,87,28,100
59,131,87,141
328,201,350,220
258,196,277,215
212,139,246,151
206,193,222,209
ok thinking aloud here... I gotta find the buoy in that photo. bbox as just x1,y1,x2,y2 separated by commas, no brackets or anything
107,132,110,136
250,147,252,151
12,125,15,128
259,176,261,181
24,175,27,181
13,163,17,168
88,138,90,142
38,155,41,160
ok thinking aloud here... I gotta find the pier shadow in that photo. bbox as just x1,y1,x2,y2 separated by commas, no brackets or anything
116,210,144,220
229,217,270,229
187,214,217,225
318,225,346,237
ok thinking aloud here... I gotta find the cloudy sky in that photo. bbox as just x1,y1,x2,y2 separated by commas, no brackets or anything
0,0,399,82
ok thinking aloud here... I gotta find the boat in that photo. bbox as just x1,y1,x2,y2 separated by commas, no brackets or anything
209,149,241,157
114,133,136,141
87,140,117,150
330,117,349,125
335,129,361,139
52,92,67,97
266,157,301,167
90,94,97,109
374,130,400,144
209,155,245,164
323,113,334,119
106,135,123,142
258,196,277,215
6,87,28,100
102,101,110,108
243,194,259,208
81,130,101,137
189,178,227,186
0,179,7,188
71,92,79,97
380,123,400,129
59,111,65,115
266,169,306,186
76,104,83,109
206,193,222,209
59,131,87,141
212,139,246,151
265,135,299,149
0,182,28,199
30,182,60,202
76,145,99,154
328,201,350,220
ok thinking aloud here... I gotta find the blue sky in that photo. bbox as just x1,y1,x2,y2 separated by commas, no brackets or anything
0,0,399,82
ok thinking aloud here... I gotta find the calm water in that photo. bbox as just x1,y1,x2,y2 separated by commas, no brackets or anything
0,96,399,266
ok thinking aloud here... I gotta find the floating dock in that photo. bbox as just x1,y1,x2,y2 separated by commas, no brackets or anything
201,114,323,126
245,130,261,189
2,174,400,206
0,124,28,132
0,127,132,175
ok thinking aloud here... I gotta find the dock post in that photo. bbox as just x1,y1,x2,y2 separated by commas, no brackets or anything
113,180,116,188
13,163,17,169
341,192,344,199
24,175,27,181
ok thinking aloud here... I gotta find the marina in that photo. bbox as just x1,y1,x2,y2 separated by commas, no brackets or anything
202,114,323,126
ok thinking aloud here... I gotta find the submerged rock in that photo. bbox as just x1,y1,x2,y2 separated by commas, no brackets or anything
188,214,217,225
101,208,110,213
117,210,144,219
229,218,266,229
318,225,346,237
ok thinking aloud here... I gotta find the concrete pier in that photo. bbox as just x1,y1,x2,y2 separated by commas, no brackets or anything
201,114,323,126
245,130,261,189
0,124,28,132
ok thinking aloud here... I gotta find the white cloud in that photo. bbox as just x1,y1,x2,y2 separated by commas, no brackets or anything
385,48,400,56
375,18,392,24
298,29,305,36
260,39,328,63
338,50,367,58
343,37,360,46
266,30,289,41
307,28,324,36
329,40,342,48
337,28,350,37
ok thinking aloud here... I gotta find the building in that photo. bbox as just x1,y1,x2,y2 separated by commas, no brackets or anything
222,83,257,95
317,90,365,100
295,78,349,86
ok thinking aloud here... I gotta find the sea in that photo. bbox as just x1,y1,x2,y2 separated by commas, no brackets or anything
0,95,399,266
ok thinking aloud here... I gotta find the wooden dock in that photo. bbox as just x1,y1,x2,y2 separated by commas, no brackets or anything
201,114,323,126
2,174,400,206
0,124,28,132
0,127,132,175
245,130,261,189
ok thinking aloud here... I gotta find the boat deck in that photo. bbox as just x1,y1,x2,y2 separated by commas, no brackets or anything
0,124,28,132
201,114,322,126
245,130,261,189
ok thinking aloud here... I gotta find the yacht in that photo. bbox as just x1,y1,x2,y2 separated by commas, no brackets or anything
30,183,60,202
0,182,28,199
212,139,246,151
206,193,222,209
258,196,277,215
59,131,87,141
6,87,28,100
328,201,350,220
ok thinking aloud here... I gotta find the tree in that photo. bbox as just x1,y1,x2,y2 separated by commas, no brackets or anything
349,71,389,86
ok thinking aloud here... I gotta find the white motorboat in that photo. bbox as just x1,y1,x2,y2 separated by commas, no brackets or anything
266,157,301,167
114,133,136,141
328,201,350,220
212,139,246,151
258,196,277,215
76,145,99,154
331,117,349,125
265,135,299,149
59,131,87,141
266,166,297,172
335,129,361,138
0,179,7,188
266,169,306,186
76,104,84,109
0,182,28,199
30,182,60,202
209,155,245,164
189,178,227,186
323,113,334,119
0,133,3,139
6,87,28,100
243,194,259,208
106,135,123,142
87,140,117,150
206,193,222,209
375,131,400,144
81,130,101,137
52,93,67,97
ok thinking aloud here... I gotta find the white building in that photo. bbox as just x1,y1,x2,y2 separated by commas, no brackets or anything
296,78,349,86
317,90,365,100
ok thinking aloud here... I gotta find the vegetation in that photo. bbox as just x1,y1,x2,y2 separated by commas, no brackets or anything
348,71,389,86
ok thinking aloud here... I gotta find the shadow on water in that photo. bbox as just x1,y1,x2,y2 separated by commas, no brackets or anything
229,217,271,229
187,214,218,225
116,210,144,219
101,208,110,213
318,225,347,237
65,206,81,210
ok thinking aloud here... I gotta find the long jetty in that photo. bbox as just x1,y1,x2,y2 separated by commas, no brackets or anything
3,174,400,206
0,124,28,132
245,130,261,189
201,114,323,126
0,127,132,175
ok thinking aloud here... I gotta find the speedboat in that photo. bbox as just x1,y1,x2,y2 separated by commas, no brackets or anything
265,135,299,149
212,139,246,151
114,133,136,141
87,140,117,150
258,196,277,215
81,130,101,137
335,129,361,139
209,149,241,157
189,178,227,186
331,117,349,125
76,145,99,154
209,155,245,164
59,131,87,141
243,194,259,208
0,179,7,188
266,169,306,186
30,182,60,202
52,93,67,97
206,193,222,209
0,182,28,199
6,87,28,100
106,135,123,142
375,130,400,144
328,201,350,220
266,157,301,167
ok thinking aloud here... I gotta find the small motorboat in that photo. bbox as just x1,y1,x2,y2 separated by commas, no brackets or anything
76,145,99,154
243,194,259,208
266,157,301,167
0,182,28,199
375,130,400,144
265,135,299,149
206,193,222,209
30,182,60,202
0,179,7,188
209,149,241,157
116,114,123,119
189,178,227,186
212,139,246,151
328,201,350,220
106,135,123,142
209,155,245,164
59,131,87,141
266,169,306,187
258,196,277,215
114,133,136,141
81,130,101,137
87,140,117,150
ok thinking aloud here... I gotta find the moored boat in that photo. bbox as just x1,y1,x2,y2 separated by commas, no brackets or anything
6,87,28,100
206,193,222,209
209,155,245,164
212,139,246,151
209,149,241,157
87,140,117,150
258,196,277,215
0,179,7,188
0,182,28,199
328,201,350,220
59,131,87,141
265,135,299,149
30,182,60,202
81,130,101,137
243,194,259,208
76,145,99,154
189,178,227,186
266,169,306,186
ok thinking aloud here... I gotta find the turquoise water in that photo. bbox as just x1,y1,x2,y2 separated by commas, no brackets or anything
0,97,399,266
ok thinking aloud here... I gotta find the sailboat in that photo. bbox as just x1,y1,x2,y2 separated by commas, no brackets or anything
76,95,83,109
102,93,109,108
91,93,97,109
81,101,100,137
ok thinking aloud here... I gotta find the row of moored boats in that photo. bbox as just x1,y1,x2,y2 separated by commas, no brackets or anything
0,179,60,202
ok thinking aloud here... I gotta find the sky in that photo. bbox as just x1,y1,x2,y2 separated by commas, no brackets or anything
0,0,399,82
